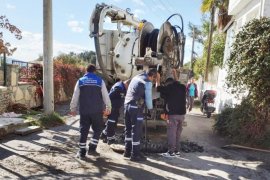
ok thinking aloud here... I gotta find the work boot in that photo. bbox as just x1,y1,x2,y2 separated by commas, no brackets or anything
75,149,86,160
108,139,116,145
130,153,147,162
103,138,108,143
123,151,131,158
88,145,99,156
100,132,107,140
87,148,100,156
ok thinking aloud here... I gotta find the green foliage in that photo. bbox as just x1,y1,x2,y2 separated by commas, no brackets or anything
226,18,270,122
55,51,96,66
55,53,84,65
192,17,224,78
36,112,65,128
21,109,41,119
194,56,206,77
219,18,270,147
78,51,96,65
214,98,270,147
211,33,225,67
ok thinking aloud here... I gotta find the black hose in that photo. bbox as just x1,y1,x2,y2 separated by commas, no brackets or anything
166,13,184,33
92,4,114,83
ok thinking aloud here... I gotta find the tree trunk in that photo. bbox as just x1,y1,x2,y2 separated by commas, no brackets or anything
205,5,215,81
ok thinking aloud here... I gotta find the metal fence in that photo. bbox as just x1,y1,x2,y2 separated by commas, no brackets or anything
12,60,43,83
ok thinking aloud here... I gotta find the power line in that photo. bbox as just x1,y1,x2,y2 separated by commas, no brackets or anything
157,0,174,14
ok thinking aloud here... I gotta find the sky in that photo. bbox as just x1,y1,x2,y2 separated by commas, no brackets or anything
0,0,204,63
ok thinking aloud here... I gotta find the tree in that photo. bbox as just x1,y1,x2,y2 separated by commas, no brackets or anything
188,22,203,71
78,51,96,65
55,52,83,65
54,51,96,65
211,33,225,67
200,0,229,81
0,16,22,55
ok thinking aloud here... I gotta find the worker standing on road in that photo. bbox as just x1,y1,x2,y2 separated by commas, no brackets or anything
70,64,111,159
123,68,157,161
186,77,198,112
156,69,186,157
100,79,130,145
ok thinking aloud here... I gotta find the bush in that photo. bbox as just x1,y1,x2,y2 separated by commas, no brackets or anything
54,60,85,102
214,98,270,147
223,17,270,147
33,112,65,128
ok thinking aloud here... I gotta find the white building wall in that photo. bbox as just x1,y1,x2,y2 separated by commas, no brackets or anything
262,0,270,17
216,0,270,113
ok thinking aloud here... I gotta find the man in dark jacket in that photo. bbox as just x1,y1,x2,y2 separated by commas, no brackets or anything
156,70,186,157
101,79,130,145
124,68,157,161
70,64,111,159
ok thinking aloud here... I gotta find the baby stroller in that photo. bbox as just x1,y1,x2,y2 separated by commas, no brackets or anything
200,90,216,118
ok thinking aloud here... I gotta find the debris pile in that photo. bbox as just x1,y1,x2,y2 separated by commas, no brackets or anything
113,133,204,153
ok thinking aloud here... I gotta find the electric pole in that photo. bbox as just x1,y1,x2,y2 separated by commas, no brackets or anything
190,27,195,70
43,0,54,114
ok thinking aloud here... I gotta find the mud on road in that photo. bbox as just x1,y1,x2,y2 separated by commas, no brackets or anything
0,107,270,179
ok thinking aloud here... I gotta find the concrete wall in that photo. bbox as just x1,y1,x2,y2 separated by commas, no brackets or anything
196,66,219,100
0,64,42,113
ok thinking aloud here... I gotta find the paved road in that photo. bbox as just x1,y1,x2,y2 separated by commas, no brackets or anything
0,107,269,179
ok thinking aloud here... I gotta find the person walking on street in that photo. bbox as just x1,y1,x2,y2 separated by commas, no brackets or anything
156,69,186,157
186,77,198,112
70,64,111,159
124,68,157,162
101,79,130,145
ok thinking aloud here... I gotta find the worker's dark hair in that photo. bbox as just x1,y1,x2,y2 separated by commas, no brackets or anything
165,77,174,83
165,77,174,86
147,68,157,77
87,64,96,73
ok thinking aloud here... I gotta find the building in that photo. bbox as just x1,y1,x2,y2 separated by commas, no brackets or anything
215,0,270,113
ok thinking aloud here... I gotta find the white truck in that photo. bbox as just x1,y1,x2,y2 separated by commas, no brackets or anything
89,3,188,126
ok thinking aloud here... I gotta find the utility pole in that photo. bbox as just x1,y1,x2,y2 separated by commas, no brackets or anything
190,27,195,71
43,0,54,114
205,4,215,82
3,52,7,86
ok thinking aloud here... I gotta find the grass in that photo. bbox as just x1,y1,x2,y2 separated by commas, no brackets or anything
35,112,65,128
21,110,42,119
22,111,65,129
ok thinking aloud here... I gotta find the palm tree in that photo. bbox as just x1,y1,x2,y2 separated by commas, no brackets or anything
200,0,230,81
201,0,215,81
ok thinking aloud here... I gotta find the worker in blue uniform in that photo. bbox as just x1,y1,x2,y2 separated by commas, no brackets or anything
123,68,157,161
101,79,130,144
70,64,111,159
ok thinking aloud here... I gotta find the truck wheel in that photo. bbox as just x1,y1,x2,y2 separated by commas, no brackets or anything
207,112,211,118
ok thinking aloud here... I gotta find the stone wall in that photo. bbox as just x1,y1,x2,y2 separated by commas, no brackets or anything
0,64,42,113
0,87,12,113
